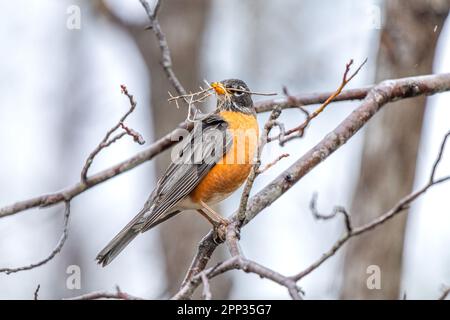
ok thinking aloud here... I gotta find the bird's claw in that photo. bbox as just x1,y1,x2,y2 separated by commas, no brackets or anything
212,219,229,244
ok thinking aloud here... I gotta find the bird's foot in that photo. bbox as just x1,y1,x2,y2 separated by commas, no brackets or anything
213,219,229,244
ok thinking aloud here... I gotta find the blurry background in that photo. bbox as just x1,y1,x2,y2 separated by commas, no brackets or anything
0,0,449,299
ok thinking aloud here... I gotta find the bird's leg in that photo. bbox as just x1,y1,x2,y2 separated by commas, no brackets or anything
197,201,229,243
198,201,229,226
197,209,228,244
197,209,218,226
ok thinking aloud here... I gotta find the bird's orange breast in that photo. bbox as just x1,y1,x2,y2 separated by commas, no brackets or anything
190,111,259,204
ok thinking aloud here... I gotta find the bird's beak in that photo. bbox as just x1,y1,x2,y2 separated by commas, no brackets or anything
211,82,227,95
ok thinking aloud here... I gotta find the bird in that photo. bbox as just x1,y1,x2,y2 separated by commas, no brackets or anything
96,79,259,266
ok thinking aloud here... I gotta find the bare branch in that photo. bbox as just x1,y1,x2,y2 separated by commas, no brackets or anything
66,286,144,300
180,231,217,288
201,273,212,300
256,86,372,113
139,0,197,119
120,122,145,144
310,192,352,233
168,87,212,105
237,106,283,223
256,153,290,174
174,256,302,300
241,75,450,227
2,73,448,220
1,74,449,289
178,74,450,298
292,131,450,281
80,85,144,183
282,86,310,118
438,286,450,300
269,58,367,144
430,131,450,183
3,0,450,302
167,84,277,120
150,0,161,20
225,221,243,257
34,284,41,300
179,129,449,297
0,201,71,274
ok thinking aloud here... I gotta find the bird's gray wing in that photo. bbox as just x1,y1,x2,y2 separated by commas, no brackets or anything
96,113,232,266
137,113,232,232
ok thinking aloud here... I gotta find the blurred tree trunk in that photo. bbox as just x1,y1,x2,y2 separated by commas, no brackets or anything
99,0,232,298
341,0,450,299
51,0,93,298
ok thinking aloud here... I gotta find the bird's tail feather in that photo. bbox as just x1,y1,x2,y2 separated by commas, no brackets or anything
96,209,181,267
96,220,140,267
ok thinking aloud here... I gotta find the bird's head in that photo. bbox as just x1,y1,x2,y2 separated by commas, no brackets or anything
211,79,255,115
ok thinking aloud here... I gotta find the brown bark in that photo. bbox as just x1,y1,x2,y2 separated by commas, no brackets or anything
341,0,450,299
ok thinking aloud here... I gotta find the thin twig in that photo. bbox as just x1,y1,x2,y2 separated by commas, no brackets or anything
292,131,450,281
140,0,184,95
201,273,212,300
237,106,283,223
430,131,450,183
174,256,302,300
34,284,41,300
1,1,449,301
0,201,71,274
140,0,197,119
269,58,367,144
167,83,277,121
256,153,290,174
178,75,450,298
438,286,450,300
167,87,212,103
66,286,144,300
310,192,352,233
226,87,277,96
80,85,144,183
2,73,448,219
120,123,145,144
1,74,450,292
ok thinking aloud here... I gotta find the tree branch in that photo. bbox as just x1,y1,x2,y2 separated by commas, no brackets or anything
0,79,399,219
310,192,352,233
438,286,450,300
177,128,450,298
1,73,450,295
237,106,283,223
269,58,367,144
240,73,450,226
80,85,144,183
65,286,144,300
139,0,186,97
34,284,41,300
292,147,450,282
178,73,450,296
200,273,212,300
173,255,302,300
0,201,71,274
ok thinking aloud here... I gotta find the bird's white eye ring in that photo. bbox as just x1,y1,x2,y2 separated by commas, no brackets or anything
233,86,245,97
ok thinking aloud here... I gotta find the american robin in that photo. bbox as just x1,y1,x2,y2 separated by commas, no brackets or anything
96,79,259,266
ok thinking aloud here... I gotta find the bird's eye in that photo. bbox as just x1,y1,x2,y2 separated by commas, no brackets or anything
232,86,245,97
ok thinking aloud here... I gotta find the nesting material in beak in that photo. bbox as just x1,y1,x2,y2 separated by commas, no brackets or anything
211,82,227,95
